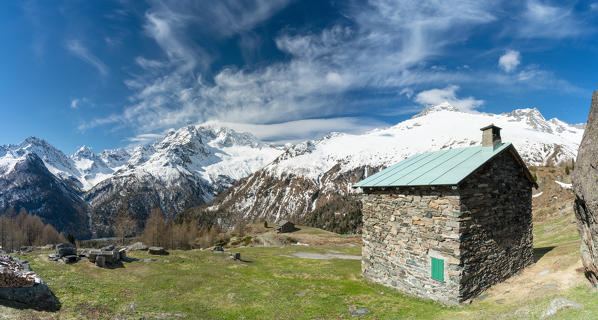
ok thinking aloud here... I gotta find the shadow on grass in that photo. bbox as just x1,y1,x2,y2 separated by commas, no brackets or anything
533,246,556,263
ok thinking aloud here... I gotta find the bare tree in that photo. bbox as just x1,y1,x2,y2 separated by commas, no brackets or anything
141,208,166,246
112,209,137,244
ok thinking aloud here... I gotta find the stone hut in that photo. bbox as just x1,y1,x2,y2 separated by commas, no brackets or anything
354,125,537,304
276,220,295,233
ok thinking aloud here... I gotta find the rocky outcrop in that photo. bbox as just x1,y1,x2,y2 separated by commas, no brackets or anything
0,255,58,310
573,90,598,286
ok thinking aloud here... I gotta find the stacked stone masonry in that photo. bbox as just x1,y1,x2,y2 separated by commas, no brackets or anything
361,150,534,304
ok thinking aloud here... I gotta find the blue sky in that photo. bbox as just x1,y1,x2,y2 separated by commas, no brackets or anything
1,0,597,153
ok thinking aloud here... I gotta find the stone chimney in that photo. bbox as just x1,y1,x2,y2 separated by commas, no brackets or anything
480,124,502,147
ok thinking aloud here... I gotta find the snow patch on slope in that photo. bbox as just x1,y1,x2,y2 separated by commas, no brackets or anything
265,105,583,181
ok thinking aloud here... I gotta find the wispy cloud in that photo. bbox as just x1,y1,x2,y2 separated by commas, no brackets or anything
66,40,108,76
414,85,484,112
71,98,82,109
206,117,387,144
515,0,587,39
79,0,592,143
498,50,521,72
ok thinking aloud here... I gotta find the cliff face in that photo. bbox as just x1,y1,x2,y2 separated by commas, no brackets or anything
573,90,598,286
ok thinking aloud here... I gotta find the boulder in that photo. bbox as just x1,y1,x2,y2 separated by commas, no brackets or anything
55,243,76,258
95,255,106,268
127,242,148,251
212,246,224,252
118,248,127,260
102,245,115,251
148,247,168,255
63,255,79,264
541,298,582,319
573,90,598,286
0,255,58,310
86,249,103,263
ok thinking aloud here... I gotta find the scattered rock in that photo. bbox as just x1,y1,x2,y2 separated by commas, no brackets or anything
95,256,106,268
117,248,127,261
350,308,370,316
543,226,557,232
144,259,151,263
127,242,148,251
539,270,550,275
541,298,582,319
148,247,168,255
102,245,115,251
543,283,558,287
212,246,224,252
20,246,33,253
63,255,79,264
293,292,305,296
475,294,489,301
40,244,55,250
55,243,76,258
129,301,136,312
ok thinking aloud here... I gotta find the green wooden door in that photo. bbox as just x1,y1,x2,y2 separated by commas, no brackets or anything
431,257,444,281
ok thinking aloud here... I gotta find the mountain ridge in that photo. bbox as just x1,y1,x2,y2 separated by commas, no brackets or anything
0,104,586,236
198,104,584,227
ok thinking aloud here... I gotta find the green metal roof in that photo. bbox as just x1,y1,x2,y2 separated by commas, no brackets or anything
354,143,513,188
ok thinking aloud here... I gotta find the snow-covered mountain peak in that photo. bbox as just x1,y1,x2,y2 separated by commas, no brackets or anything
73,145,95,160
412,102,462,118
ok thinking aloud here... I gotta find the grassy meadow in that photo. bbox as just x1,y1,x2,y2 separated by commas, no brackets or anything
1,167,597,319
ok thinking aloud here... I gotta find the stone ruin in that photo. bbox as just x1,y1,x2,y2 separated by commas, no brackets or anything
49,242,80,263
49,243,129,268
85,245,128,268
0,255,57,310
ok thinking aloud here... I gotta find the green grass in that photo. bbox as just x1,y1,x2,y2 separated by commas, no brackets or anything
1,217,595,320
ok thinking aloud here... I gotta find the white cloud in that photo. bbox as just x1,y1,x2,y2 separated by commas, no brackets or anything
515,0,586,39
66,40,108,76
498,50,521,72
70,98,80,109
70,97,91,109
205,117,387,144
80,0,587,143
127,133,164,144
414,85,484,112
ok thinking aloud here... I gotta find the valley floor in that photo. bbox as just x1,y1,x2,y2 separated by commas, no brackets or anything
1,167,594,319
0,218,593,320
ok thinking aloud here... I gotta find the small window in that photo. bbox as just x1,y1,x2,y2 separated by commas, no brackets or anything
431,257,444,281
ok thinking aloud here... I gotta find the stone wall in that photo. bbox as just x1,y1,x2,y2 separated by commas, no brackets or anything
458,149,534,300
360,186,462,304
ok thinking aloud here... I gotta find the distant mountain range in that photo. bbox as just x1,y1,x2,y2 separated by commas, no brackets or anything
198,104,585,227
0,104,585,237
0,126,282,237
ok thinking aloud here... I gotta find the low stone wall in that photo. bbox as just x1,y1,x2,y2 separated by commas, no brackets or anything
361,186,462,304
